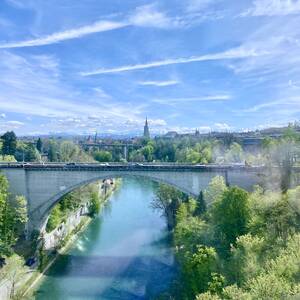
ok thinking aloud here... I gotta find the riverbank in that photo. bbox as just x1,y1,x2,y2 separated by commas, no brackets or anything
0,178,122,300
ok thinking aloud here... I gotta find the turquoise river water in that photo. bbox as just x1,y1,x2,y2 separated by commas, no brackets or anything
34,177,177,300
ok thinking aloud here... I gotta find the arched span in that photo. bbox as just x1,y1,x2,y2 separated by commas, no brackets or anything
0,163,270,233
35,173,194,232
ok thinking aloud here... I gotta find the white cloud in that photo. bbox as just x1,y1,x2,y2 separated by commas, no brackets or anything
129,5,180,28
0,113,6,118
239,97,300,113
0,5,182,49
0,51,148,134
0,20,128,49
6,120,24,126
153,95,231,105
214,123,231,131
81,46,267,76
197,126,211,132
138,80,179,87
0,120,25,131
242,0,300,16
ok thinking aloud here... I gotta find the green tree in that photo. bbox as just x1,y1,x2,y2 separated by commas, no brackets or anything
182,245,218,297
48,140,58,162
0,175,24,256
196,191,207,215
152,184,187,229
204,176,228,205
224,142,244,163
46,205,62,232
15,142,40,162
89,191,100,216
93,150,112,162
36,137,43,153
0,155,16,162
0,254,26,299
141,144,154,161
212,187,250,251
1,131,17,156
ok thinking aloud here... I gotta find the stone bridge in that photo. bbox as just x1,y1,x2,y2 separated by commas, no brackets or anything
0,163,281,232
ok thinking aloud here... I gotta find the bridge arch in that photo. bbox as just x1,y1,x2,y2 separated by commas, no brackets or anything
37,173,194,232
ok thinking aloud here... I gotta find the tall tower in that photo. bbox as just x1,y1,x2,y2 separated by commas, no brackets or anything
143,117,150,139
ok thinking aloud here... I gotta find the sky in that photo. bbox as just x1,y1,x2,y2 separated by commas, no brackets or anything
0,0,300,136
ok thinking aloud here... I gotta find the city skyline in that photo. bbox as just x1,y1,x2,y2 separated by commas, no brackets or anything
0,0,300,135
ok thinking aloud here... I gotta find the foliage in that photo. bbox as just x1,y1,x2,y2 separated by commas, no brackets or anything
0,174,28,256
169,174,300,299
45,205,62,233
59,141,93,162
152,184,188,229
15,142,40,162
224,142,244,163
0,155,16,162
1,131,17,156
93,150,112,162
45,182,103,232
181,245,218,297
204,175,228,205
89,191,100,216
196,191,206,215
36,137,43,153
175,212,209,252
262,129,300,192
211,187,250,251
0,254,25,298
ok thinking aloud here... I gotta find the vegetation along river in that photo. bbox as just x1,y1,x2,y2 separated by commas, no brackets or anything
34,177,177,300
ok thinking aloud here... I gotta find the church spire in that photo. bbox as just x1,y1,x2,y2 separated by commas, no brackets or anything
143,117,150,139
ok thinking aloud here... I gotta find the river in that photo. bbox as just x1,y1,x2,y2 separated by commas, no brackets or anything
34,177,177,300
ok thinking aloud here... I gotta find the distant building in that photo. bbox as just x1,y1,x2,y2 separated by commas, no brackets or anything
143,117,150,139
164,131,178,138
195,129,200,136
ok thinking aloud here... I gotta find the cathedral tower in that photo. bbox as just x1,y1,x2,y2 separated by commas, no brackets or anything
143,117,150,139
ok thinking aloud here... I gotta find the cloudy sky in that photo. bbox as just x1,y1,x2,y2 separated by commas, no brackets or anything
0,0,299,136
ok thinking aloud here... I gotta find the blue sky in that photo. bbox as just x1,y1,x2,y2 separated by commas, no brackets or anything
0,0,299,136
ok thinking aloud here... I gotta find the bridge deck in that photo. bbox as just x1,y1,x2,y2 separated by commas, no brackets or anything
0,162,266,172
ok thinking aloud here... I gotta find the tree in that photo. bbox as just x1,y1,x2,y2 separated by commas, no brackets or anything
263,129,300,192
152,184,187,229
15,143,40,162
0,255,25,299
204,176,228,205
14,196,28,236
224,142,244,163
46,205,62,233
0,175,27,256
0,155,16,162
196,191,207,215
89,191,100,216
175,212,209,252
1,131,17,156
48,140,58,162
141,144,154,162
230,234,265,285
182,245,218,297
212,187,250,251
36,137,43,153
93,150,112,162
